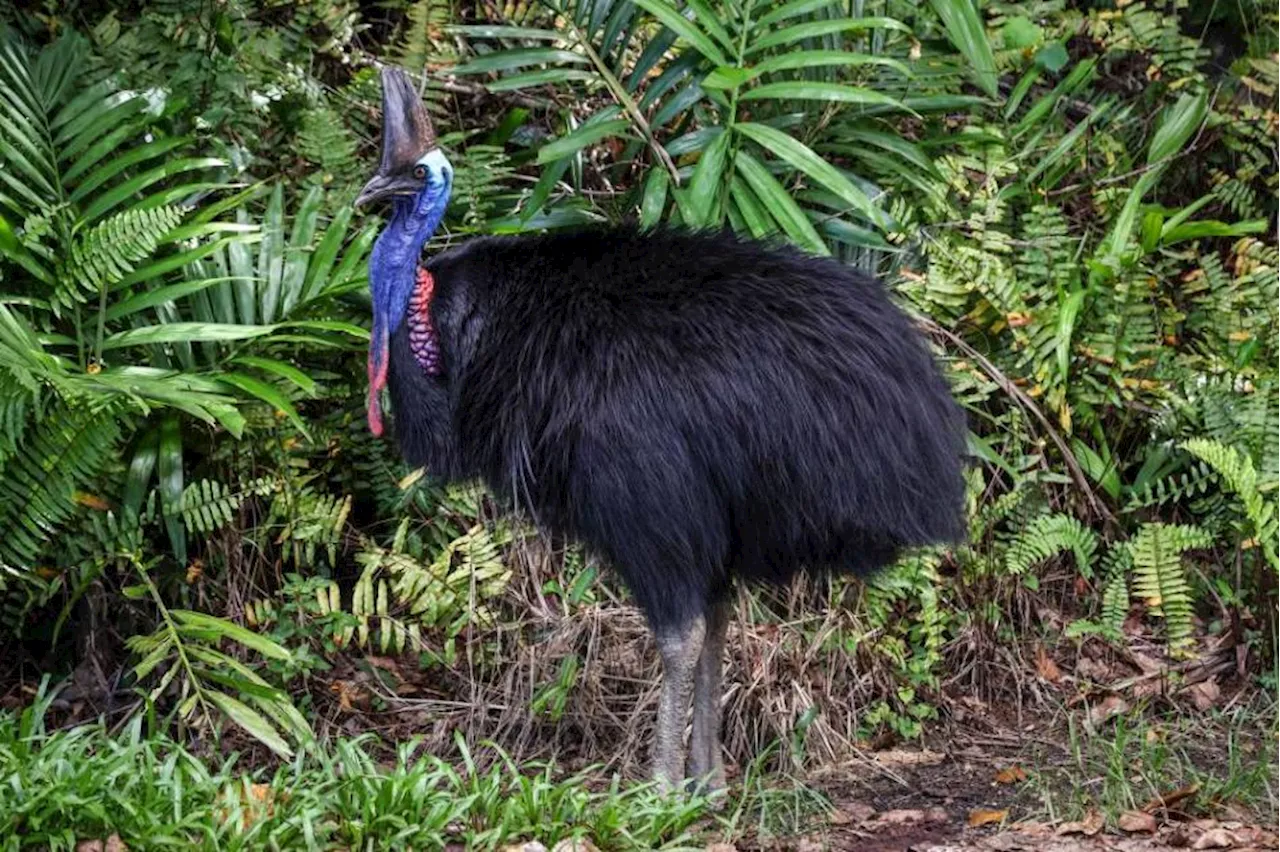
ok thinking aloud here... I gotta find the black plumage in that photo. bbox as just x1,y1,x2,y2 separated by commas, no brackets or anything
386,226,967,632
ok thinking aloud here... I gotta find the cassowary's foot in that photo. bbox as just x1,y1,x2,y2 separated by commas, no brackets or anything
651,615,707,794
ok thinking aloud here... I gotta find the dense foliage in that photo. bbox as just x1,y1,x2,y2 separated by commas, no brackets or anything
0,0,1275,768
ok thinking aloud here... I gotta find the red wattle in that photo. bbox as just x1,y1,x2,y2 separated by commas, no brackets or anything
367,327,389,436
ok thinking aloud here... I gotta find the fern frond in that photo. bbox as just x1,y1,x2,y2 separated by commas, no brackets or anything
1181,438,1279,570
57,205,185,313
296,108,360,185
178,479,240,536
1127,522,1212,654
1005,512,1100,578
0,398,125,572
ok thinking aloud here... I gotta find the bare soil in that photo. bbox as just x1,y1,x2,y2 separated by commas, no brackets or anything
725,723,1277,852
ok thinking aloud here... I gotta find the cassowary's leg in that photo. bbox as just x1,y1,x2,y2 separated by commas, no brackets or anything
652,614,707,792
686,598,729,791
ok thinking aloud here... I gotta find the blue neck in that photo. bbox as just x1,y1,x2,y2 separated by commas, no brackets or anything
370,194,447,336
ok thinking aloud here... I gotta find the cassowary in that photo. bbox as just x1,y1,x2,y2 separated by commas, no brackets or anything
355,68,967,792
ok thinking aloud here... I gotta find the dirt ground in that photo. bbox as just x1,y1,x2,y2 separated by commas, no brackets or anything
725,729,1278,852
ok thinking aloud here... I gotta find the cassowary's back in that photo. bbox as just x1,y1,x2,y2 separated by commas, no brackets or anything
389,227,966,630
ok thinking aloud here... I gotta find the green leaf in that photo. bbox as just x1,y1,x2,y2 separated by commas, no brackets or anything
206,690,294,759
301,206,353,302
751,50,912,79
232,355,317,396
1161,218,1268,245
445,24,566,40
927,0,997,97
632,0,730,65
219,372,309,438
729,175,777,240
1034,42,1069,72
103,277,239,322
1055,289,1085,381
124,428,158,518
79,157,225,222
1001,16,1043,49
639,167,669,229
734,151,827,255
755,0,843,30
537,119,632,164
484,69,596,92
451,48,590,75
171,609,293,661
686,129,730,227
101,323,277,350
747,18,909,56
157,413,185,564
1148,92,1207,164
741,82,911,113
701,65,755,91
736,121,886,229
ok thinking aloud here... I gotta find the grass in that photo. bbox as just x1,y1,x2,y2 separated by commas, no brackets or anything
1020,697,1279,827
0,686,715,851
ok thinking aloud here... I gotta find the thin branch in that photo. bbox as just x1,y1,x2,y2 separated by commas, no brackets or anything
563,21,682,187
917,316,1117,527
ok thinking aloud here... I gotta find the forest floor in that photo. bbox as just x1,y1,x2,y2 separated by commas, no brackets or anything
717,703,1277,852
7,600,1276,851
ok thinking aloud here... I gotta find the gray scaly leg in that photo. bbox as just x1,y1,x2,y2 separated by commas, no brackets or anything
652,614,706,792
687,598,729,792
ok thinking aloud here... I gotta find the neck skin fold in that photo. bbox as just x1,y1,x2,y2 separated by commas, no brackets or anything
367,189,448,435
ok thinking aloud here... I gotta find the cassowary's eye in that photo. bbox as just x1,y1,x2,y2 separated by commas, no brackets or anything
413,165,427,180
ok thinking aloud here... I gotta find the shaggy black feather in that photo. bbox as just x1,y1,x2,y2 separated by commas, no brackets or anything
386,226,967,631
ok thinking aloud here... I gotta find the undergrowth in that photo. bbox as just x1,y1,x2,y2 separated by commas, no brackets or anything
0,681,714,851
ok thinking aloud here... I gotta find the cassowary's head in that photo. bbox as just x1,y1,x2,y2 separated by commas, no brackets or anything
356,67,453,435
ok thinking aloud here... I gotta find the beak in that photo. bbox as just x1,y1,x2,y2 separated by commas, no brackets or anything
357,67,438,208
354,174,421,209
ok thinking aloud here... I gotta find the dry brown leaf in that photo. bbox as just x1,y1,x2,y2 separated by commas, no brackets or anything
994,765,1028,785
1088,694,1130,728
75,842,104,852
103,837,126,852
1141,782,1201,813
833,801,877,825
551,839,600,852
1056,810,1104,836
703,844,738,852
1118,810,1158,833
873,748,945,767
1128,650,1166,674
967,808,1009,828
214,783,278,830
1185,678,1221,711
330,679,368,711
500,844,548,852
365,656,402,675
1076,655,1115,683
1192,827,1235,849
873,807,947,826
1035,646,1062,683
793,839,824,852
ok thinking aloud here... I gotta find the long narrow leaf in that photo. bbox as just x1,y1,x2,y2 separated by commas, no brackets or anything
101,323,277,350
741,82,910,112
734,151,827,255
927,0,997,97
537,119,632,164
632,0,730,65
219,372,309,438
736,122,886,229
